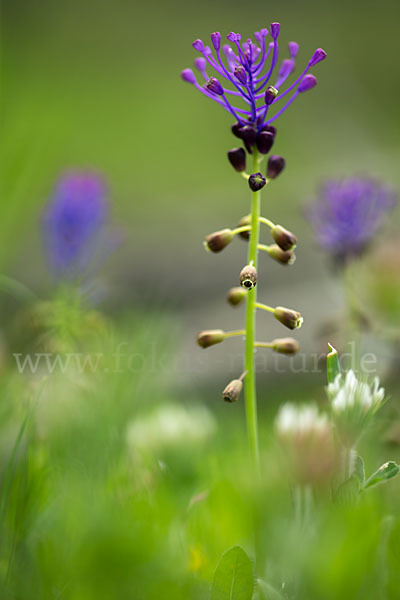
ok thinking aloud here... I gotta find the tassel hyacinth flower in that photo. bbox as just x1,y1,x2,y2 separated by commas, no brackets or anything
42,172,119,280
307,177,396,264
182,23,326,471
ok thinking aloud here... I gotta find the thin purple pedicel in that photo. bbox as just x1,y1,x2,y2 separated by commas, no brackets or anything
181,23,326,130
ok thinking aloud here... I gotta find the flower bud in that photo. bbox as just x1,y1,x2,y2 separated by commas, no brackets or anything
271,224,297,251
248,172,266,192
231,121,244,138
194,57,207,72
237,214,251,240
239,125,257,153
271,337,300,354
267,155,286,179
181,68,197,84
206,77,224,96
234,65,248,85
288,41,299,58
274,306,303,330
240,264,257,289
227,148,246,172
267,244,296,265
222,379,243,403
192,39,205,52
227,32,241,42
265,85,278,105
260,124,277,137
204,229,234,253
211,32,221,50
256,131,275,155
298,74,317,93
197,329,225,348
270,22,281,40
309,48,327,66
227,286,247,306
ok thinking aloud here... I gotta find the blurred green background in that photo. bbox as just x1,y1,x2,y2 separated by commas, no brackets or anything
1,1,400,598
2,0,400,379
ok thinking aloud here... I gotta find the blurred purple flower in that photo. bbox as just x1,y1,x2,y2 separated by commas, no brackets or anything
307,177,397,262
43,172,120,278
181,24,326,131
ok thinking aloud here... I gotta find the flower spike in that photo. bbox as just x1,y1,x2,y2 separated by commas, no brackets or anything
182,26,326,132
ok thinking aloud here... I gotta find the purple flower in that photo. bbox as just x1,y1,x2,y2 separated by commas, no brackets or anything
307,177,397,262
42,172,117,277
181,23,327,131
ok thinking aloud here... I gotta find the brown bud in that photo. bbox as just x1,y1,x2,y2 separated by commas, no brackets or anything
196,329,225,348
271,224,297,251
240,264,257,289
248,172,266,192
227,287,247,306
271,337,300,354
204,229,234,253
267,155,285,179
227,148,246,172
267,244,296,265
222,379,243,403
274,307,303,330
237,214,251,240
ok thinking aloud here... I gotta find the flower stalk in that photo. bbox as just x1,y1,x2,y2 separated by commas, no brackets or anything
244,148,264,472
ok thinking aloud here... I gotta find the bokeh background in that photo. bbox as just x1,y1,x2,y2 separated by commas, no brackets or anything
2,0,400,387
1,0,400,598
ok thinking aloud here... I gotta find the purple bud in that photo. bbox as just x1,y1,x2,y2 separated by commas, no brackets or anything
227,32,241,43
232,121,244,139
261,124,277,137
227,148,246,172
240,125,257,153
278,59,295,79
265,85,278,105
192,39,204,52
181,68,196,84
298,74,318,93
288,41,299,58
256,131,275,155
270,23,280,40
267,155,286,179
206,76,224,96
211,32,221,50
255,29,268,43
309,48,327,66
194,57,206,72
203,46,212,56
234,65,248,85
248,172,266,192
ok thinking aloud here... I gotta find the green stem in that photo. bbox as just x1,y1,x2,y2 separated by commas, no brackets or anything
255,301,274,313
244,149,264,474
223,329,246,338
259,216,274,229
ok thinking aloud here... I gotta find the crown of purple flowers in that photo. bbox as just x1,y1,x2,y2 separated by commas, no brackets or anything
181,24,326,131
43,172,111,277
307,177,397,262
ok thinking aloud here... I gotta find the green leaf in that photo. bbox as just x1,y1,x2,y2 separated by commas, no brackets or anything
353,454,365,486
211,546,254,600
363,461,400,490
326,343,341,384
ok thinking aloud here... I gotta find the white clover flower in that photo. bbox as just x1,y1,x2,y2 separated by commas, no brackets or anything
328,370,385,414
276,403,330,436
275,403,335,486
327,370,385,446
126,403,216,455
